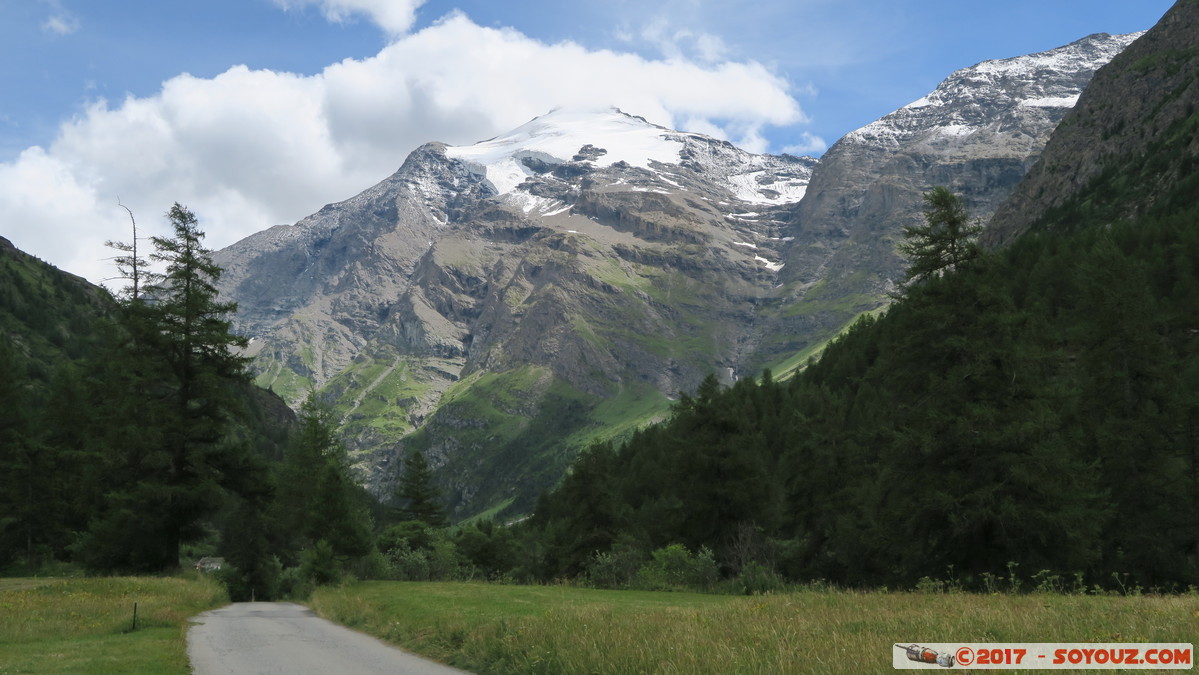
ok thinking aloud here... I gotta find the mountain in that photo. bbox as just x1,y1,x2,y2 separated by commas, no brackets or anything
984,1,1199,245
213,33,1137,519
215,107,817,515
759,32,1142,362
527,2,1199,588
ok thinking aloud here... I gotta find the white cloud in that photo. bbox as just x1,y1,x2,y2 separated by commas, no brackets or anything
633,17,730,64
41,0,80,35
271,0,425,36
0,13,807,287
782,132,828,156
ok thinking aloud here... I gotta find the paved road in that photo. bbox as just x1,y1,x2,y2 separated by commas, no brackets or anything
188,602,469,675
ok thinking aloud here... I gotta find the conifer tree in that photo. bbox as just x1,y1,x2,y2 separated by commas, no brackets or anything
78,203,251,572
898,186,982,288
278,394,373,560
394,449,447,528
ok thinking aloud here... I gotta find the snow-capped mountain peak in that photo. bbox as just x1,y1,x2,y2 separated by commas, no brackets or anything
846,32,1143,148
444,107,684,195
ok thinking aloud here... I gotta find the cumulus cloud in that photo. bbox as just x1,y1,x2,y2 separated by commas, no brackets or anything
1,12,807,287
271,0,426,36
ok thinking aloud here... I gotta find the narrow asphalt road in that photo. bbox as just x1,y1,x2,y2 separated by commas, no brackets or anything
187,602,470,675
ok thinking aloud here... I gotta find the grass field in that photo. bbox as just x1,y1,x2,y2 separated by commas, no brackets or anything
0,575,227,674
311,581,1199,674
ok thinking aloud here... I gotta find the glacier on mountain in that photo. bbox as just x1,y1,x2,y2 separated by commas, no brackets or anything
443,106,816,207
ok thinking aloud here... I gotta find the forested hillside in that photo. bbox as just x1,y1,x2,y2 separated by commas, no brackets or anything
527,2,1199,588
530,194,1199,588
0,235,112,383
0,209,381,599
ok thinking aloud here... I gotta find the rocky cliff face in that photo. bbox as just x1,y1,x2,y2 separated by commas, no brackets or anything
750,33,1141,367
984,1,1196,246
214,32,1137,518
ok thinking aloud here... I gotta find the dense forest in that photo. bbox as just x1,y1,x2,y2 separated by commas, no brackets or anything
0,206,390,598
527,159,1199,591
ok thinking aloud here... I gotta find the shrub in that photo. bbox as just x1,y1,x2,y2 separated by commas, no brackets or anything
585,545,645,589
386,534,473,581
379,521,434,553
277,565,314,600
300,540,340,586
634,544,719,591
736,561,787,595
386,540,431,581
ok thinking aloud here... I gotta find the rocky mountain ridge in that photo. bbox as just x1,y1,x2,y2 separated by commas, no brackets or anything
984,1,1199,245
767,32,1142,352
213,32,1141,518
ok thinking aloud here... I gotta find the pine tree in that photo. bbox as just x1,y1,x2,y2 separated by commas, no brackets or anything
898,187,982,288
277,394,372,560
394,449,447,528
78,204,251,572
106,199,154,301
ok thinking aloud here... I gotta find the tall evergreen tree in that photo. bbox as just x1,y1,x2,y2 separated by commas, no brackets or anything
394,449,447,528
77,204,251,572
898,187,982,288
277,394,373,560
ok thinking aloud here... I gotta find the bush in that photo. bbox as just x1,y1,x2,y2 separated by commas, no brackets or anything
300,540,340,586
388,541,432,581
634,544,719,592
277,565,314,600
378,521,434,553
349,548,390,580
428,536,471,581
735,561,787,595
585,544,645,589
385,534,473,581
454,521,521,579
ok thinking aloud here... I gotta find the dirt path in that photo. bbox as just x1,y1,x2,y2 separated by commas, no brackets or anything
187,602,469,675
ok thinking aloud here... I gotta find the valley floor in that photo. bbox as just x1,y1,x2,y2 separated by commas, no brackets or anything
310,581,1199,674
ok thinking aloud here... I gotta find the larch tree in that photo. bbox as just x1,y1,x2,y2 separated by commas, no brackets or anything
78,203,251,572
898,186,982,289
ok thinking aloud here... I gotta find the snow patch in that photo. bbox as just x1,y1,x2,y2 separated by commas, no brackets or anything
755,256,784,272
726,171,808,204
938,124,975,137
656,173,684,189
1020,95,1080,108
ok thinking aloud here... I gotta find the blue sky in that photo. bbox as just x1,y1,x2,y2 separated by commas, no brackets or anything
0,0,1176,284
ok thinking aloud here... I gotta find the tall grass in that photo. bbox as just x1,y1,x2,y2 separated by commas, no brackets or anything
312,581,1199,674
0,575,227,674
